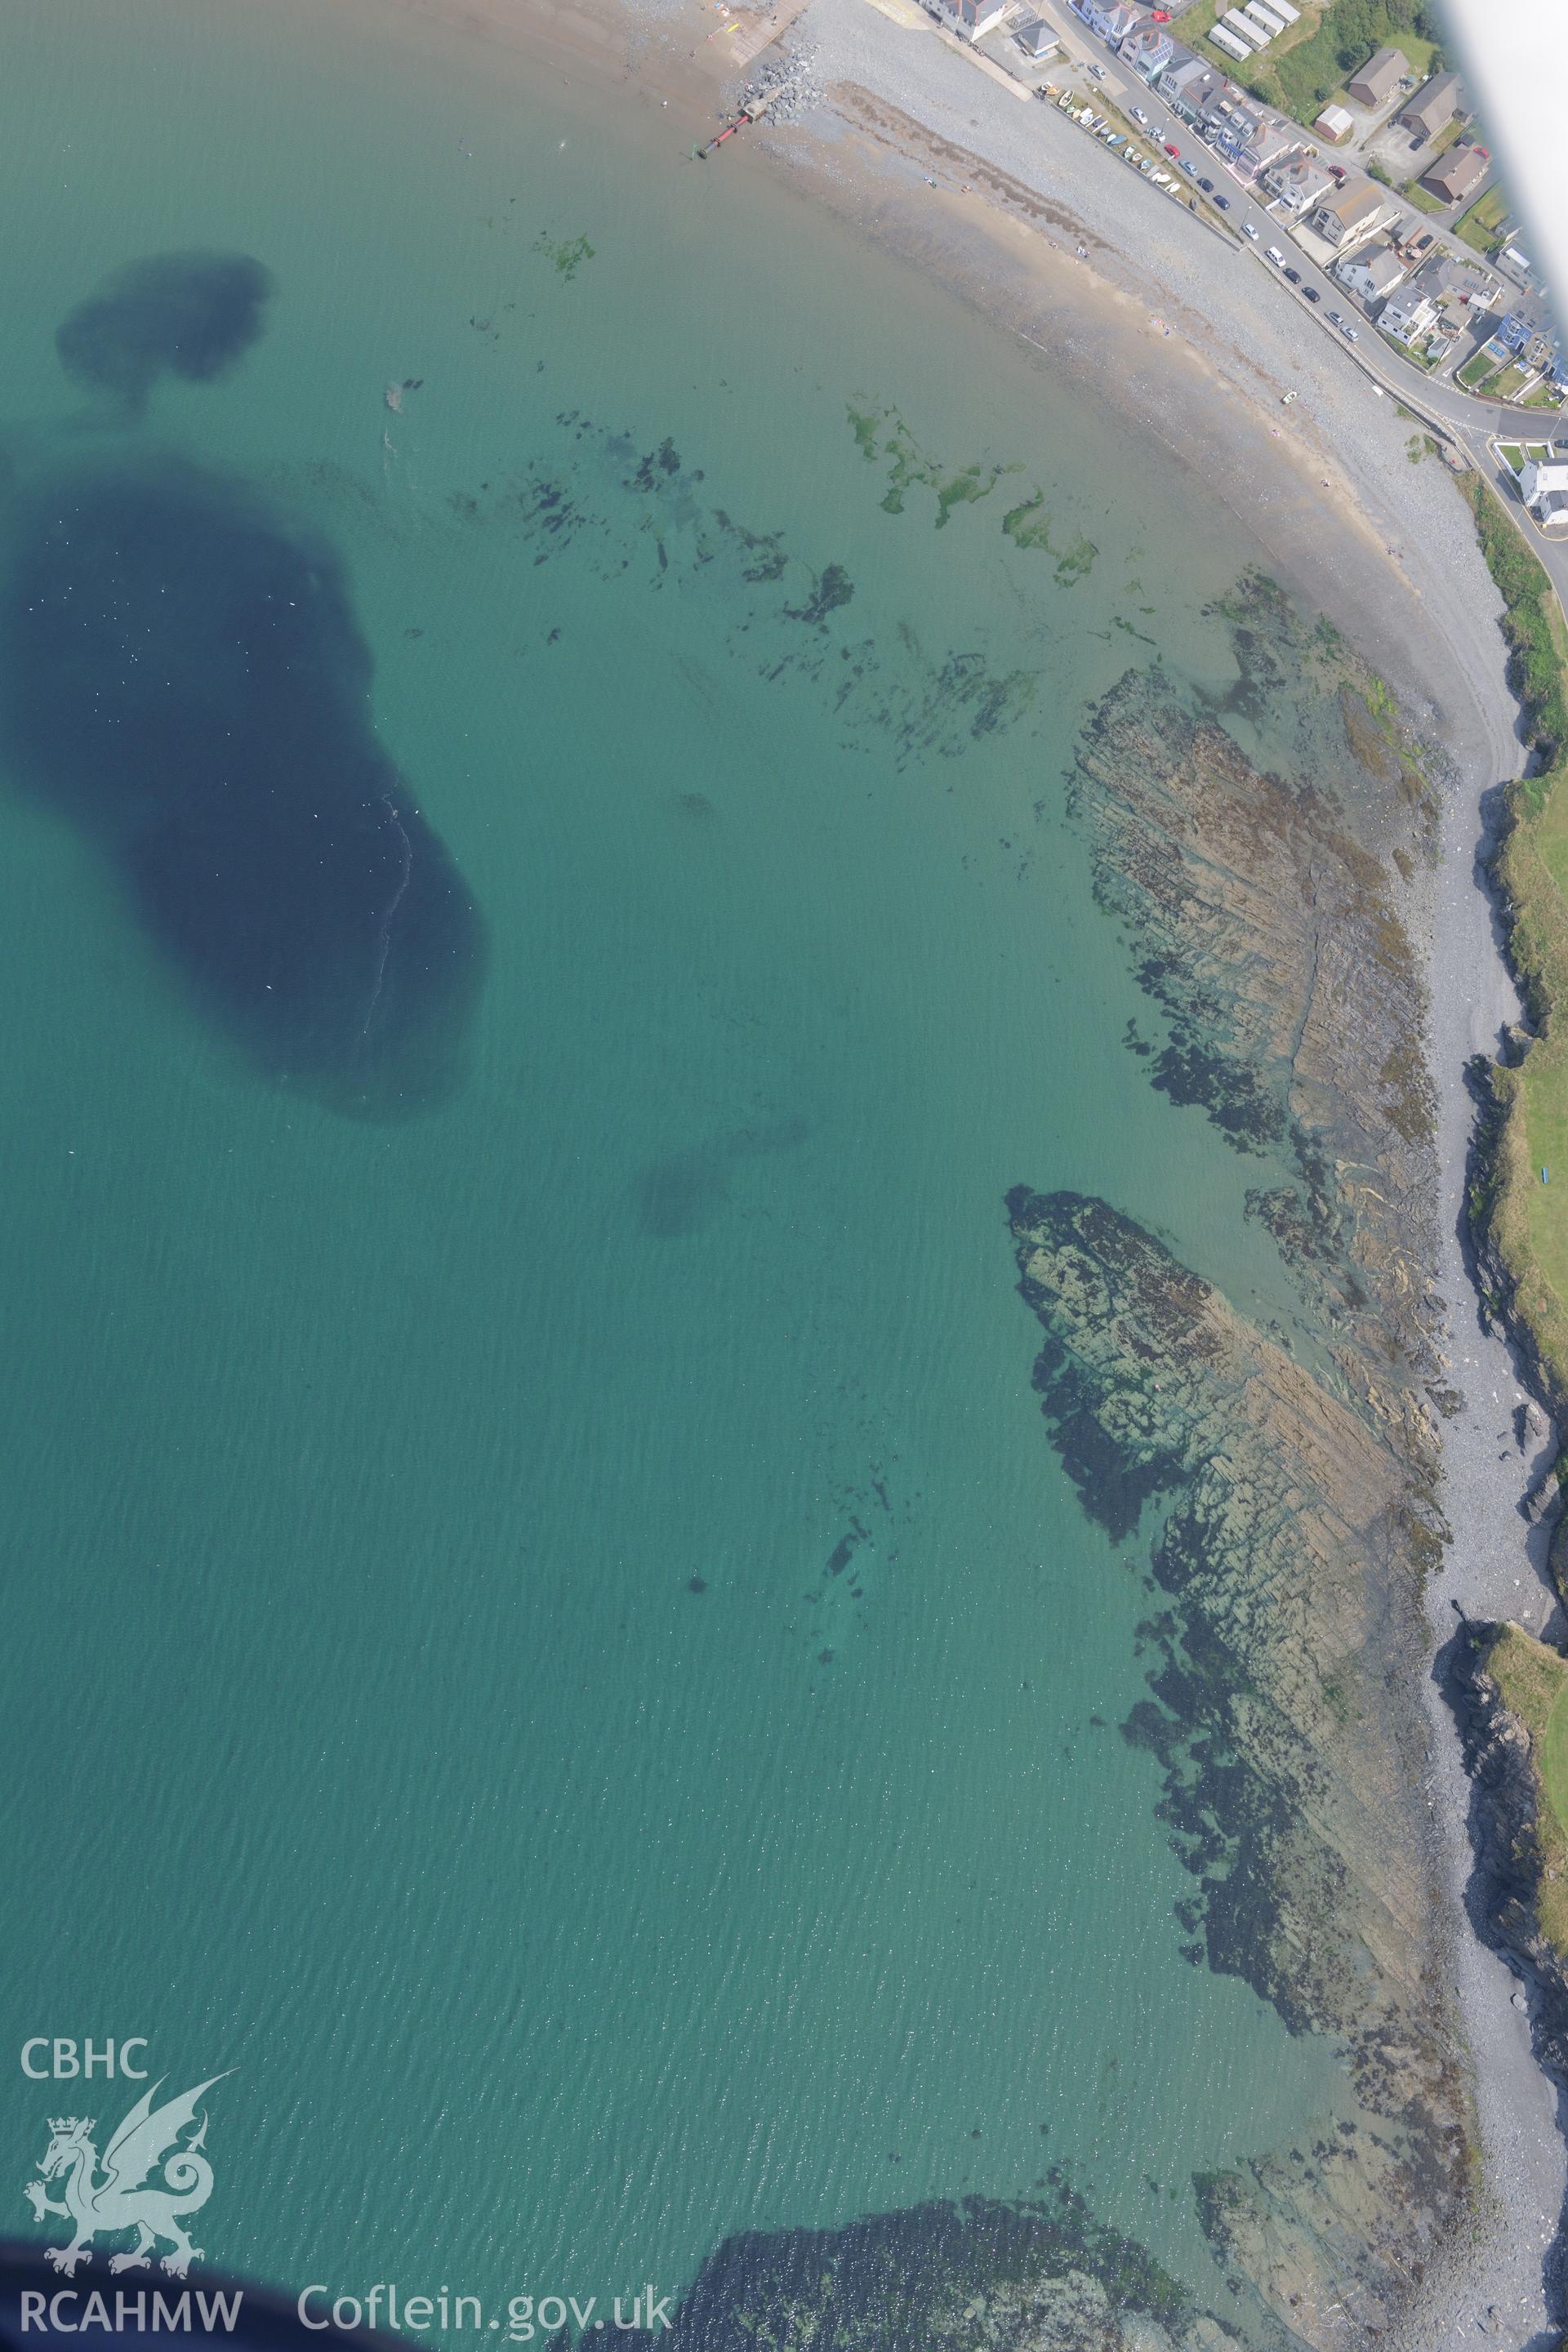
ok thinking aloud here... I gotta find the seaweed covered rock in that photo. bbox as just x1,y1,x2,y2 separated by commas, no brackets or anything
658,2188,1241,2352
1006,1189,1468,2343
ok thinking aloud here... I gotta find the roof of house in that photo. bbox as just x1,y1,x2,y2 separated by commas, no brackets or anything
1524,462,1568,498
1160,56,1224,109
1247,122,1300,163
1343,239,1405,293
1120,25,1173,61
1421,144,1487,203
1381,287,1436,326
1267,153,1333,194
1347,45,1407,105
1316,177,1388,232
1401,70,1461,133
1013,12,1056,47
1314,103,1354,139
1407,252,1467,301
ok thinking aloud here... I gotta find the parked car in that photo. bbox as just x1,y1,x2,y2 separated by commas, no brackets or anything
1089,62,1106,79
1131,105,1149,125
1303,284,1321,302
1198,176,1214,192
1327,309,1343,326
1214,194,1230,210
1283,266,1301,284
1265,246,1286,266
1163,141,1180,158
1342,323,1359,341
1243,221,1259,240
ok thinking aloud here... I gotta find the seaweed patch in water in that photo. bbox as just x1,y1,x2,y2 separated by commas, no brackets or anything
55,252,274,412
0,453,483,1115
532,232,596,282
1000,494,1098,585
844,402,1016,528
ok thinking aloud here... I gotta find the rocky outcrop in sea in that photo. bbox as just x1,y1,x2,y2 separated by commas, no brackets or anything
1001,586,1471,2345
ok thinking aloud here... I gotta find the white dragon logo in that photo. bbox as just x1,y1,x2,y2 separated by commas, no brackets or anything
23,2075,229,2279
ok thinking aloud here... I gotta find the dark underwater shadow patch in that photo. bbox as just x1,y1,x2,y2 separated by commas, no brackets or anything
633,1116,810,1238
56,253,275,413
0,452,484,1116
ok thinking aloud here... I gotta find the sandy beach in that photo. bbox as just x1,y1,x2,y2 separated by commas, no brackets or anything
348,0,1568,2331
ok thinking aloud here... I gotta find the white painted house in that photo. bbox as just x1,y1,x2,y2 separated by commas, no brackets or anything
945,0,1010,37
1522,461,1568,527
1334,238,1408,303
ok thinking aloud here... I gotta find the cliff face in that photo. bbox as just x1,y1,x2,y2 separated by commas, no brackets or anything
1000,595,1470,2346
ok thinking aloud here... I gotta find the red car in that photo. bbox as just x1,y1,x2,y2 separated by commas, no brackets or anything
1163,141,1180,157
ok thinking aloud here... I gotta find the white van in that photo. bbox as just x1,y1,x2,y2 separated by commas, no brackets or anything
1266,245,1286,266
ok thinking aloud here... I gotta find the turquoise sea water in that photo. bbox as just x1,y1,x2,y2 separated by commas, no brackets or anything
0,0,1346,2320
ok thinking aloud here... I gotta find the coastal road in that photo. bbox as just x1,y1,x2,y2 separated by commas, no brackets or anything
1007,0,1563,506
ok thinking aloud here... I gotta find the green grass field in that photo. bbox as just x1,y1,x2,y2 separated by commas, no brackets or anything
1456,184,1509,255
1489,1626,1568,1958
1183,1,1442,126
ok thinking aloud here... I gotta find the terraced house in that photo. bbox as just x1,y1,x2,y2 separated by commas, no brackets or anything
1263,151,1335,212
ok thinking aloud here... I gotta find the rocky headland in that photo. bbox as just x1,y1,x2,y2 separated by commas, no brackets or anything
1004,588,1477,2346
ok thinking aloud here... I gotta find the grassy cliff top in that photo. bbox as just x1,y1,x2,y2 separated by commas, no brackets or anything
1487,1624,1568,1957
1470,474,1568,1405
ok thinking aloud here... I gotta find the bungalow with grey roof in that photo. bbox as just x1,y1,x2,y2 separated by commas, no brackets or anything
1013,12,1058,55
1347,46,1406,109
1421,144,1488,206
1399,70,1462,140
